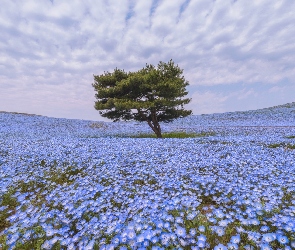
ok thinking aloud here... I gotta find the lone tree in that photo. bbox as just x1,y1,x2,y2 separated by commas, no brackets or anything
92,60,192,138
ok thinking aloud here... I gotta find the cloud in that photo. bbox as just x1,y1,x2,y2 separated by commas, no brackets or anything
0,0,295,120
188,91,229,114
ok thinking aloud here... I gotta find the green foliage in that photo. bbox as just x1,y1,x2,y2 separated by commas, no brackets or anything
268,143,282,148
0,188,19,232
92,60,192,137
125,131,214,138
268,143,295,149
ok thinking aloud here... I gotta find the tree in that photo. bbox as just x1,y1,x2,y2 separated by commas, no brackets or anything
92,60,192,138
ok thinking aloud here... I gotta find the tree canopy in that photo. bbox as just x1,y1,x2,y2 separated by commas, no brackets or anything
92,60,192,138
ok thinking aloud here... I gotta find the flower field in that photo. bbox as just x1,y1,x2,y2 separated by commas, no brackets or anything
0,103,295,249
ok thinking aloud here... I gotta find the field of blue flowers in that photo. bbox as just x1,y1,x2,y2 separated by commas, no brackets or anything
0,103,295,250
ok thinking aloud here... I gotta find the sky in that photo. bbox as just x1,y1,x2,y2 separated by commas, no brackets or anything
1,0,295,121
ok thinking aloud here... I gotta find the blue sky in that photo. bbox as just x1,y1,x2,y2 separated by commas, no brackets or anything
1,0,295,121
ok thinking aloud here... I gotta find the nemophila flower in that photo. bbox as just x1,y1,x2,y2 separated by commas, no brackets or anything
241,218,248,225
151,247,164,250
219,219,229,227
236,226,245,233
111,235,120,244
214,209,225,219
244,245,254,250
260,226,269,232
262,233,276,242
251,218,260,225
6,233,20,245
162,221,170,229
230,234,241,244
197,234,206,242
2,110,295,247
189,228,196,236
213,226,225,236
179,238,187,246
254,202,263,210
227,242,238,249
165,214,174,222
67,243,75,250
208,217,217,224
120,236,128,243
136,233,145,243
144,229,154,240
143,239,150,247
135,224,142,232
283,225,293,232
155,220,163,228
175,217,183,224
160,233,170,245
49,236,60,245
277,235,289,244
175,226,186,237
41,240,51,250
257,210,263,215
214,243,227,250
190,238,197,244
45,228,56,237
187,212,197,220
105,244,116,250
197,240,206,248
260,243,272,250
170,233,177,241
198,225,206,232
151,236,159,243
126,229,136,239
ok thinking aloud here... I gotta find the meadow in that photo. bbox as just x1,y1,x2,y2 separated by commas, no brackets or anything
0,103,295,249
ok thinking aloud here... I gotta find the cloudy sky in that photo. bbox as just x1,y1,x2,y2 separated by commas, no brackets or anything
1,0,295,121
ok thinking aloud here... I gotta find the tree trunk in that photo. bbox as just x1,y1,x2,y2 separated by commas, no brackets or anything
150,109,162,138
153,125,162,138
145,117,162,138
138,109,163,138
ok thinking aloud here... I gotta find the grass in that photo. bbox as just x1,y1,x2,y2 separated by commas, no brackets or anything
0,188,19,232
286,135,295,139
268,143,281,148
268,143,295,149
129,131,215,138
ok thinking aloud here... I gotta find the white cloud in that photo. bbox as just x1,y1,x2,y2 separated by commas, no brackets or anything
188,91,229,114
0,0,295,119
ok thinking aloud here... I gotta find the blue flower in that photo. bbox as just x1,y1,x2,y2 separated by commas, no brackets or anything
260,243,272,250
262,233,276,243
260,226,269,232
213,226,225,236
151,236,159,244
198,225,206,232
197,240,206,248
277,235,289,244
41,240,51,250
227,242,238,249
175,226,186,238
189,228,196,236
230,234,240,244
214,209,225,219
213,243,227,250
